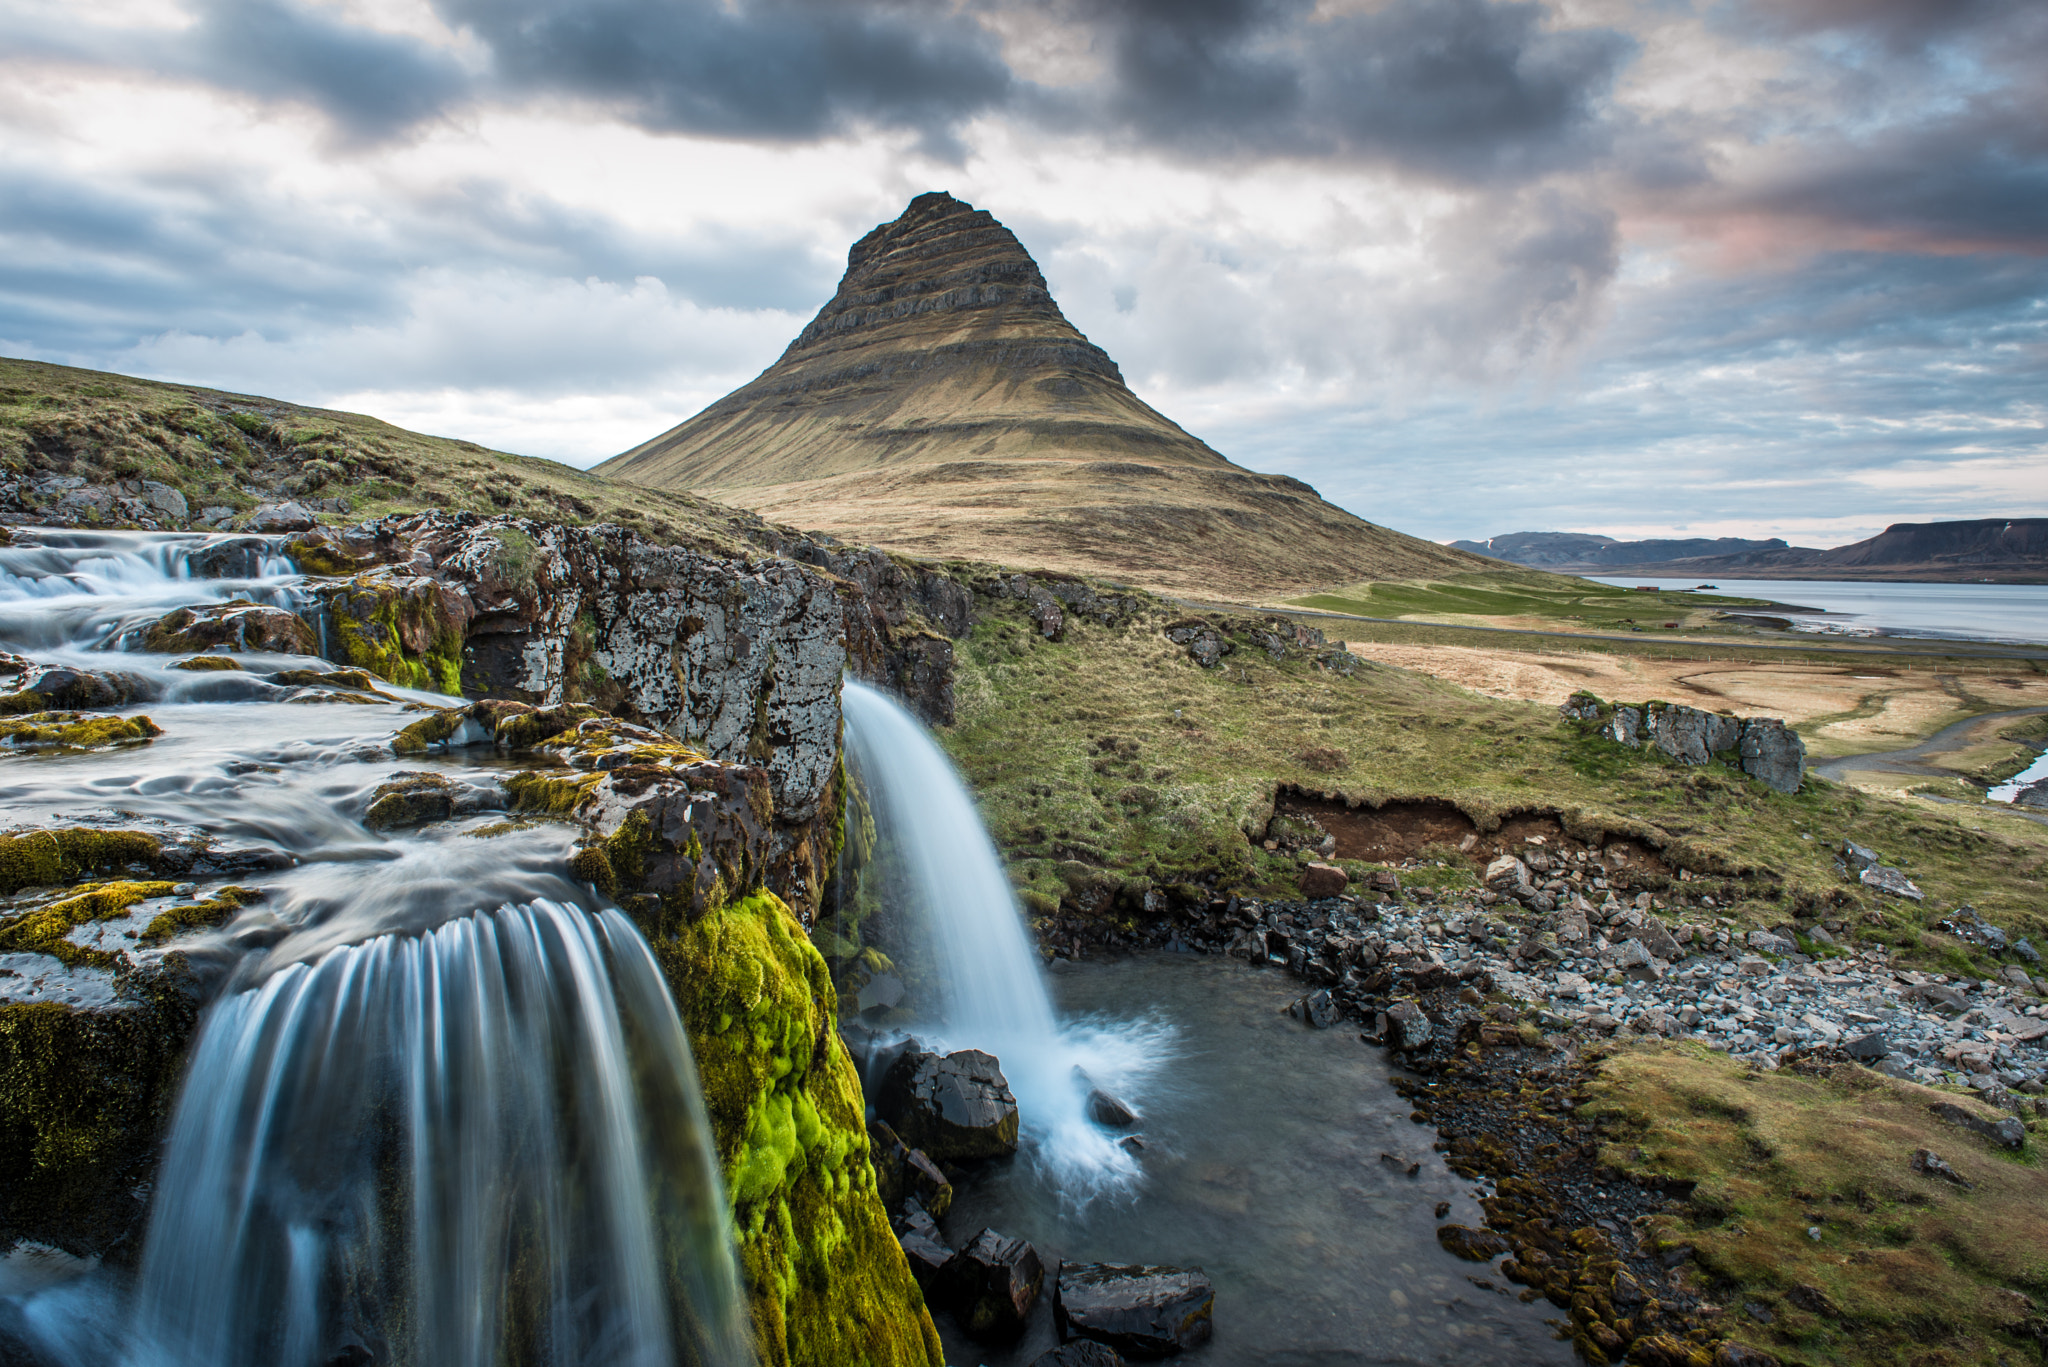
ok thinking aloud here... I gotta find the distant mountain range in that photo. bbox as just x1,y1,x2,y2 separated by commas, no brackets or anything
1452,520,2048,583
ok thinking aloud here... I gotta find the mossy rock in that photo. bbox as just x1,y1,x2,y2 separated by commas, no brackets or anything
168,655,242,671
320,573,464,695
657,890,943,1367
0,711,162,751
0,828,163,895
0,880,180,969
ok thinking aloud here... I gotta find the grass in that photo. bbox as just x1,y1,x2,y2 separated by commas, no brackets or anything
0,356,783,552
1584,1043,2048,1366
939,585,2048,968
1293,571,1785,637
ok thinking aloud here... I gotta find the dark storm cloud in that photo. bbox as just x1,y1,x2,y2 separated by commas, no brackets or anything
1012,0,1638,182
1729,0,2025,49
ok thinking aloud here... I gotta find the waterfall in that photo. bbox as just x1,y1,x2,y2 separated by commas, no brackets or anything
125,899,750,1367
0,529,305,653
839,681,1168,1201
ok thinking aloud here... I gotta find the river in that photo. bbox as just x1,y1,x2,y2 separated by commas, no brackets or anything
1587,577,2048,645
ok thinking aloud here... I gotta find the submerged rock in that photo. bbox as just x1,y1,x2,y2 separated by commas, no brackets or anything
1436,1224,1509,1261
947,1228,1044,1341
1054,1261,1215,1358
878,1047,1021,1160
1030,1343,1126,1367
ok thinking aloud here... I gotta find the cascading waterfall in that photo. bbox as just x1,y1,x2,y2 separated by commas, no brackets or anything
0,528,752,1367
839,681,1170,1201
126,900,748,1367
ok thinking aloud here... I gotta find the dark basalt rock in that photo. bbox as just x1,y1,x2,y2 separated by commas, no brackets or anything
1929,1101,2026,1150
1384,1000,1434,1051
898,1228,955,1295
0,664,157,714
1054,1261,1214,1358
141,601,318,655
1436,1224,1510,1261
1030,1342,1126,1367
878,1047,1020,1160
868,1118,955,1218
1074,1066,1138,1127
947,1228,1044,1341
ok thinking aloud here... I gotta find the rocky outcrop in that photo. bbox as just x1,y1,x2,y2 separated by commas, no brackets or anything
1561,694,1807,793
877,1047,1021,1160
1053,1263,1215,1358
597,192,1490,600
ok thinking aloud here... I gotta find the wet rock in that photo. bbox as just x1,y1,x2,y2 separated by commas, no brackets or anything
1911,1146,1970,1188
1929,1101,2026,1150
878,1047,1020,1160
1299,862,1347,899
186,536,275,579
1054,1261,1215,1358
898,1228,955,1295
362,772,501,831
1859,866,1924,901
868,1118,955,1218
0,664,156,713
1291,988,1338,1030
1738,717,1806,793
1384,1000,1434,1051
142,601,317,655
1074,1068,1139,1127
947,1228,1044,1341
1030,1343,1125,1367
1436,1224,1509,1261
247,501,317,532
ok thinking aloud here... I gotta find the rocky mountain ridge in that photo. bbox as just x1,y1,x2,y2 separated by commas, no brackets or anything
599,191,1488,600
1457,519,2048,583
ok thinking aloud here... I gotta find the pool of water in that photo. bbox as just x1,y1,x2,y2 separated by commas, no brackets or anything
1586,577,2048,645
933,954,1574,1367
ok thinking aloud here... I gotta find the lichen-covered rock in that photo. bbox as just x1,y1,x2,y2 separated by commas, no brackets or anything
656,889,944,1367
140,601,317,655
314,569,467,694
1738,717,1806,793
0,711,162,751
361,772,500,830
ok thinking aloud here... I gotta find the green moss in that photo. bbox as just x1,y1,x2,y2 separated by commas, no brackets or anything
0,711,161,751
391,706,468,755
326,576,465,696
168,655,242,671
138,887,252,943
0,828,162,894
502,768,604,816
0,880,179,968
657,890,942,1367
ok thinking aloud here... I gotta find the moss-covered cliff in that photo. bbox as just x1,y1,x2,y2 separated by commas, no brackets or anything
657,889,944,1367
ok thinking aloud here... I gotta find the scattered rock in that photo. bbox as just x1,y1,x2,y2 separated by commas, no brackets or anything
1844,1031,1889,1062
1436,1224,1509,1262
1939,908,2009,952
246,501,317,532
1163,622,1230,668
1299,862,1348,899
1714,1341,1781,1367
1383,1000,1434,1051
1859,866,1924,901
1054,1261,1215,1358
1911,1148,1971,1188
868,1119,956,1219
1291,989,1338,1029
878,1048,1021,1160
1841,842,1880,875
947,1228,1044,1341
1737,717,1806,793
1928,1101,2026,1150
899,1229,955,1294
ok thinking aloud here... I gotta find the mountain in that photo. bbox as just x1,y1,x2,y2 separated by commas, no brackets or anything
1453,520,2048,583
598,191,1488,600
1450,531,1790,568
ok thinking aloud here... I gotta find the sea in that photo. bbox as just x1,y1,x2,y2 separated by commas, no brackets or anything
1587,577,2048,647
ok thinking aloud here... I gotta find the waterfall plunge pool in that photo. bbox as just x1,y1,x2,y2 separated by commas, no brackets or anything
930,952,1577,1367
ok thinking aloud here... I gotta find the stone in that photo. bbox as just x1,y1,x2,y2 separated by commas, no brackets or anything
1294,989,1338,1030
2017,937,2042,964
1911,1148,1971,1188
141,601,318,655
1859,866,1924,901
1929,1101,2026,1150
1483,855,1529,892
1299,862,1348,899
1844,1031,1889,1062
1384,1000,1434,1051
1557,694,1602,723
139,480,189,520
1606,706,1643,747
1055,1262,1215,1358
1030,1343,1126,1367
1939,908,2009,951
1748,929,1796,956
1715,1340,1781,1367
362,772,499,830
1841,841,1880,875
868,1119,955,1219
246,500,317,532
0,664,156,713
899,1229,955,1294
1436,1224,1509,1261
947,1228,1044,1341
1738,717,1806,793
878,1048,1021,1160
1636,920,1681,961
1074,1068,1139,1127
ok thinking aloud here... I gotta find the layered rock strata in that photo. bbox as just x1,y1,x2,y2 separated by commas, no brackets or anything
600,192,1487,600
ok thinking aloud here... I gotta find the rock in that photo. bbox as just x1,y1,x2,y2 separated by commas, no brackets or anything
898,1229,955,1294
1606,706,1643,747
1436,1225,1509,1261
1074,1069,1139,1127
868,1119,955,1219
1911,1148,1972,1188
1299,862,1348,899
1747,929,1796,956
1859,866,1924,901
1939,908,2009,951
139,480,189,521
0,664,156,713
1738,717,1806,793
1163,623,1231,669
1055,1262,1215,1358
1384,1000,1434,1051
1715,1340,1781,1367
878,1048,1021,1160
1636,920,1681,960
1929,1101,2026,1150
1844,1031,1889,1062
947,1228,1044,1341
2017,937,2042,964
1483,855,1528,892
1558,693,1601,722
142,601,318,655
246,501,317,532
1293,988,1337,1030
1841,841,1881,875
362,772,500,830
1030,1343,1126,1367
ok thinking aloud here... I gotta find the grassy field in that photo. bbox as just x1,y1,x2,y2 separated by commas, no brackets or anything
0,356,779,553
1292,571,1790,637
938,586,2048,973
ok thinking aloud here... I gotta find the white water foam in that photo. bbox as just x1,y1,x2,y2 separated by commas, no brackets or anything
840,681,1174,1205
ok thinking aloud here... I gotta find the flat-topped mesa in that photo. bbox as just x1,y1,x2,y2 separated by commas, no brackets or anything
601,192,1487,599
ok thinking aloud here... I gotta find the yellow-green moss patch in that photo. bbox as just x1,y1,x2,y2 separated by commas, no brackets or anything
138,886,252,943
658,890,942,1367
169,655,242,671
0,880,179,968
0,829,163,895
0,711,162,751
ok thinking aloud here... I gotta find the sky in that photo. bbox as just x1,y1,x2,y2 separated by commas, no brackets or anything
1,0,2043,548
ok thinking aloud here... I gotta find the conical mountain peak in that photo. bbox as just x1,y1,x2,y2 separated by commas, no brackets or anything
599,194,1485,598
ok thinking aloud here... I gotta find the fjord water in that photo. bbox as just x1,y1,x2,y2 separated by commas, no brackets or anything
840,681,1170,1201
0,530,748,1367
1592,576,2048,644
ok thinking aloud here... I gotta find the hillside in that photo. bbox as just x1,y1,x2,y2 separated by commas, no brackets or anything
598,191,1489,600
0,356,782,555
1456,520,2048,583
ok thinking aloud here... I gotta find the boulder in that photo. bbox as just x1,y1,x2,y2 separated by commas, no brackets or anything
361,772,501,830
1747,929,1797,956
1844,1031,1889,1062
0,664,156,714
947,1228,1044,1341
1436,1225,1510,1261
868,1118,955,1218
1162,623,1230,669
1299,862,1348,899
141,601,317,655
898,1228,955,1294
878,1048,1021,1160
1030,1343,1126,1367
1074,1068,1138,1128
1636,920,1681,961
1055,1261,1215,1358
139,480,189,521
1738,717,1806,793
1606,706,1643,747
1911,1148,1971,1188
1859,866,1924,901
1929,1101,2026,1150
1383,1000,1434,1052
246,501,317,532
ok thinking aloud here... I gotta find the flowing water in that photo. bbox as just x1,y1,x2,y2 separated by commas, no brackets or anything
0,529,749,1367
839,682,1172,1203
